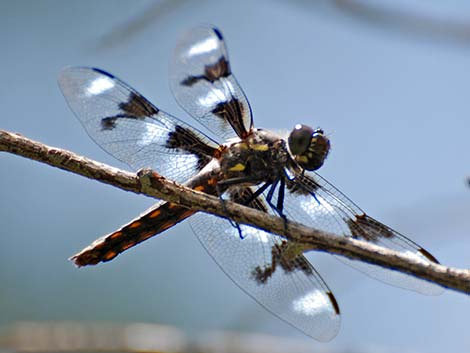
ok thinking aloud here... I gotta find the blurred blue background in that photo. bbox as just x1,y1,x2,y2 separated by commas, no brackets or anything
1,0,469,352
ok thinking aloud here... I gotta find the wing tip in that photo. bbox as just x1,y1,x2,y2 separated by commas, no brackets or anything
192,24,223,40
211,27,224,40
327,291,341,316
91,67,115,78
419,248,440,264
58,66,114,86
57,66,75,87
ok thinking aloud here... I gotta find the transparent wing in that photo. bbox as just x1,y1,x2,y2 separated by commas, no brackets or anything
170,26,253,141
280,170,444,295
58,67,219,184
189,187,340,342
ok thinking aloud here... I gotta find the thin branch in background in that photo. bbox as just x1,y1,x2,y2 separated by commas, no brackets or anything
93,0,194,51
288,0,470,48
335,0,470,45
90,0,470,52
1,129,469,294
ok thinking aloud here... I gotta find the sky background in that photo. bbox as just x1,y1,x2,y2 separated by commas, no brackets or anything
1,1,469,352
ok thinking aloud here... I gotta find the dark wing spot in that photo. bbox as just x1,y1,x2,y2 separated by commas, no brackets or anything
348,215,440,264
327,291,341,315
212,98,248,138
100,92,159,131
276,242,314,276
347,214,395,242
232,188,317,285
181,76,200,86
119,92,159,118
205,56,231,82
252,258,277,284
212,99,242,120
165,125,216,171
181,56,231,86
101,117,117,130
100,113,140,131
252,241,314,285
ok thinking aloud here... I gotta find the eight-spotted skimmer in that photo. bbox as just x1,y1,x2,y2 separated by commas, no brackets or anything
58,26,443,341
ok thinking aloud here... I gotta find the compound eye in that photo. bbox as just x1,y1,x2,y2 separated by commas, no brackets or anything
288,124,314,155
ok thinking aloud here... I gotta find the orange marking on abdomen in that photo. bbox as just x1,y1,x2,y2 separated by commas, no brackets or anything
122,242,135,251
148,209,161,218
109,231,122,240
140,230,155,241
181,210,196,219
103,251,117,261
129,221,141,229
159,221,176,232
73,201,199,266
207,177,218,186
194,185,205,191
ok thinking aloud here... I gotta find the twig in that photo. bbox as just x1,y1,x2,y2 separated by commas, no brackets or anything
1,129,469,294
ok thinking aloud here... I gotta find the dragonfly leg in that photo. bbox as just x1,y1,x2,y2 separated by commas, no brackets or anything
215,181,242,236
242,181,271,205
216,176,289,238
216,176,262,239
264,178,286,217
264,177,288,232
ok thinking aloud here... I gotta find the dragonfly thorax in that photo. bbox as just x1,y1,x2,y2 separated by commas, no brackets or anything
219,128,289,185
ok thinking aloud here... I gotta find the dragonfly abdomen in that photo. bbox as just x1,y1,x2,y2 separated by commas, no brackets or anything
71,202,196,267
71,171,221,267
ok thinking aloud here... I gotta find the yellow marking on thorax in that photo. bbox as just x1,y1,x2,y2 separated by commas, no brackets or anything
228,163,246,172
250,143,269,151
296,155,308,163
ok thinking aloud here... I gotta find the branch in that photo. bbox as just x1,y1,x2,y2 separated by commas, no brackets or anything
1,129,469,294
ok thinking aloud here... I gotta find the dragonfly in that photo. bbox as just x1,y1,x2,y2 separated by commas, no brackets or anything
58,26,443,341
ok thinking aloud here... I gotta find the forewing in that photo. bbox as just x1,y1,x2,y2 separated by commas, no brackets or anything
170,26,253,141
58,67,219,183
281,170,444,295
189,187,340,341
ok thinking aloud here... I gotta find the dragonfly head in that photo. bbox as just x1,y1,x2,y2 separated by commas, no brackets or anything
288,124,330,171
